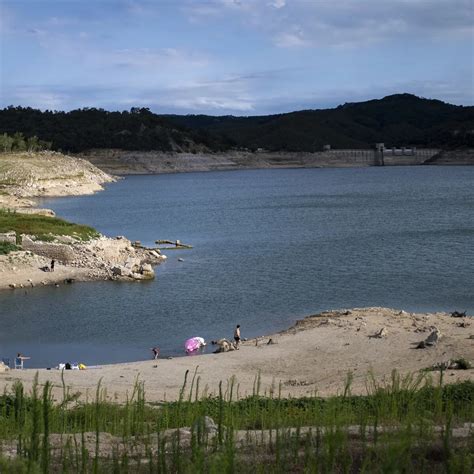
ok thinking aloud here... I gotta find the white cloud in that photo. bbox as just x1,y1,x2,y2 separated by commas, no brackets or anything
274,31,309,48
109,48,210,71
172,96,254,112
270,0,286,9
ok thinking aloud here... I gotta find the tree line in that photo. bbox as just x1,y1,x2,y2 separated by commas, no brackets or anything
0,132,52,153
0,94,472,154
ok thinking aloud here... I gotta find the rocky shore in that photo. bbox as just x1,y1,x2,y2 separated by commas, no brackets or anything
0,235,165,291
0,151,166,291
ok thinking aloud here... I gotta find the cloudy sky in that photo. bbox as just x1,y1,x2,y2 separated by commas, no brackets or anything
0,0,473,115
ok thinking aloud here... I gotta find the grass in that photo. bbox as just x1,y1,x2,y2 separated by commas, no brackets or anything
0,371,472,472
0,209,99,242
0,241,19,255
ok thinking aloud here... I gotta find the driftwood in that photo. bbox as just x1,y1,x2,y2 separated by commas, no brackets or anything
155,239,193,249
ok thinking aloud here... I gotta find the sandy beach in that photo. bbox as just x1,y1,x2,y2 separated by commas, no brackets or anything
1,307,472,403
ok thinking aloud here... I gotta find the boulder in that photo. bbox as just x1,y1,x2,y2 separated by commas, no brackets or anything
425,328,441,345
417,328,441,348
111,266,132,277
213,339,236,353
124,257,140,270
374,327,387,338
140,263,153,274
192,416,218,435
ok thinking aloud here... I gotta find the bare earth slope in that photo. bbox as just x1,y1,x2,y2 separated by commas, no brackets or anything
79,148,473,175
0,151,115,202
1,308,472,403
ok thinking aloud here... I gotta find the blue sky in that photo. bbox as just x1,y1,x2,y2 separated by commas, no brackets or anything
1,0,473,115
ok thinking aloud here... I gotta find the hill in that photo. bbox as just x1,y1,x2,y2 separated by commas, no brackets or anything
165,94,474,151
0,94,473,153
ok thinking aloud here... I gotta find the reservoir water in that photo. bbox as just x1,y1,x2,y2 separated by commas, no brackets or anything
1,167,473,368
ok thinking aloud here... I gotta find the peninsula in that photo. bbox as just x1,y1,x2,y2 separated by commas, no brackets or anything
0,151,164,291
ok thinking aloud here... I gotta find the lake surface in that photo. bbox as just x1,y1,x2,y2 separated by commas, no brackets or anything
1,167,473,368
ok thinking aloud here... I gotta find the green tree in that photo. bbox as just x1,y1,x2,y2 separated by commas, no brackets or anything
0,133,14,152
12,132,26,151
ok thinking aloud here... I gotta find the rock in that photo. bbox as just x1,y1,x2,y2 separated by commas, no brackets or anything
131,271,154,281
9,283,15,289
124,257,140,270
111,266,124,276
451,310,467,318
150,250,161,257
140,263,153,274
370,327,387,338
0,361,10,372
192,416,217,436
425,328,441,345
178,258,184,262
417,328,442,348
213,339,236,353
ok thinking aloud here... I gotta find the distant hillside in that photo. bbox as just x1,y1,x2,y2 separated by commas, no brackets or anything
0,107,229,153
164,94,474,151
0,94,472,153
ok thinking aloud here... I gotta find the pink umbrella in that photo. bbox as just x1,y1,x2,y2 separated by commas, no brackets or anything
185,337,203,353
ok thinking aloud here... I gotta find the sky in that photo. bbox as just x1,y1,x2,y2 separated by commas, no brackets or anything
0,0,473,115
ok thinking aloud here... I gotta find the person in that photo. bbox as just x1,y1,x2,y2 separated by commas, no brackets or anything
151,347,160,359
50,259,55,272
234,325,241,348
15,353,31,369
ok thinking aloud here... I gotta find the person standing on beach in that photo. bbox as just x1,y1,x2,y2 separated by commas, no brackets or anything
234,325,241,349
151,347,160,359
50,259,55,272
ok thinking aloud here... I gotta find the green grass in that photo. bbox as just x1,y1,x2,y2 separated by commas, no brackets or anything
0,372,472,472
0,241,19,254
0,209,99,241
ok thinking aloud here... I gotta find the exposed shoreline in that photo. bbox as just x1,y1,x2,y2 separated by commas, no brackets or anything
0,151,164,291
78,148,474,176
0,307,472,403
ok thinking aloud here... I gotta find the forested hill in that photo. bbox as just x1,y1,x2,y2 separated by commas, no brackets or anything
164,94,474,151
0,94,472,153
0,107,229,153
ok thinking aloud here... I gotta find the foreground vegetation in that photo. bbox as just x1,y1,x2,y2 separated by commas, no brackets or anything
0,371,472,472
0,210,99,242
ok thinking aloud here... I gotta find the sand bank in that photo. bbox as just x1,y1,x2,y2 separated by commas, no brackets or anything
1,308,472,403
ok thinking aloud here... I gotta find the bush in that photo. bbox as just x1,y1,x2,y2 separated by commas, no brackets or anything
0,241,19,255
